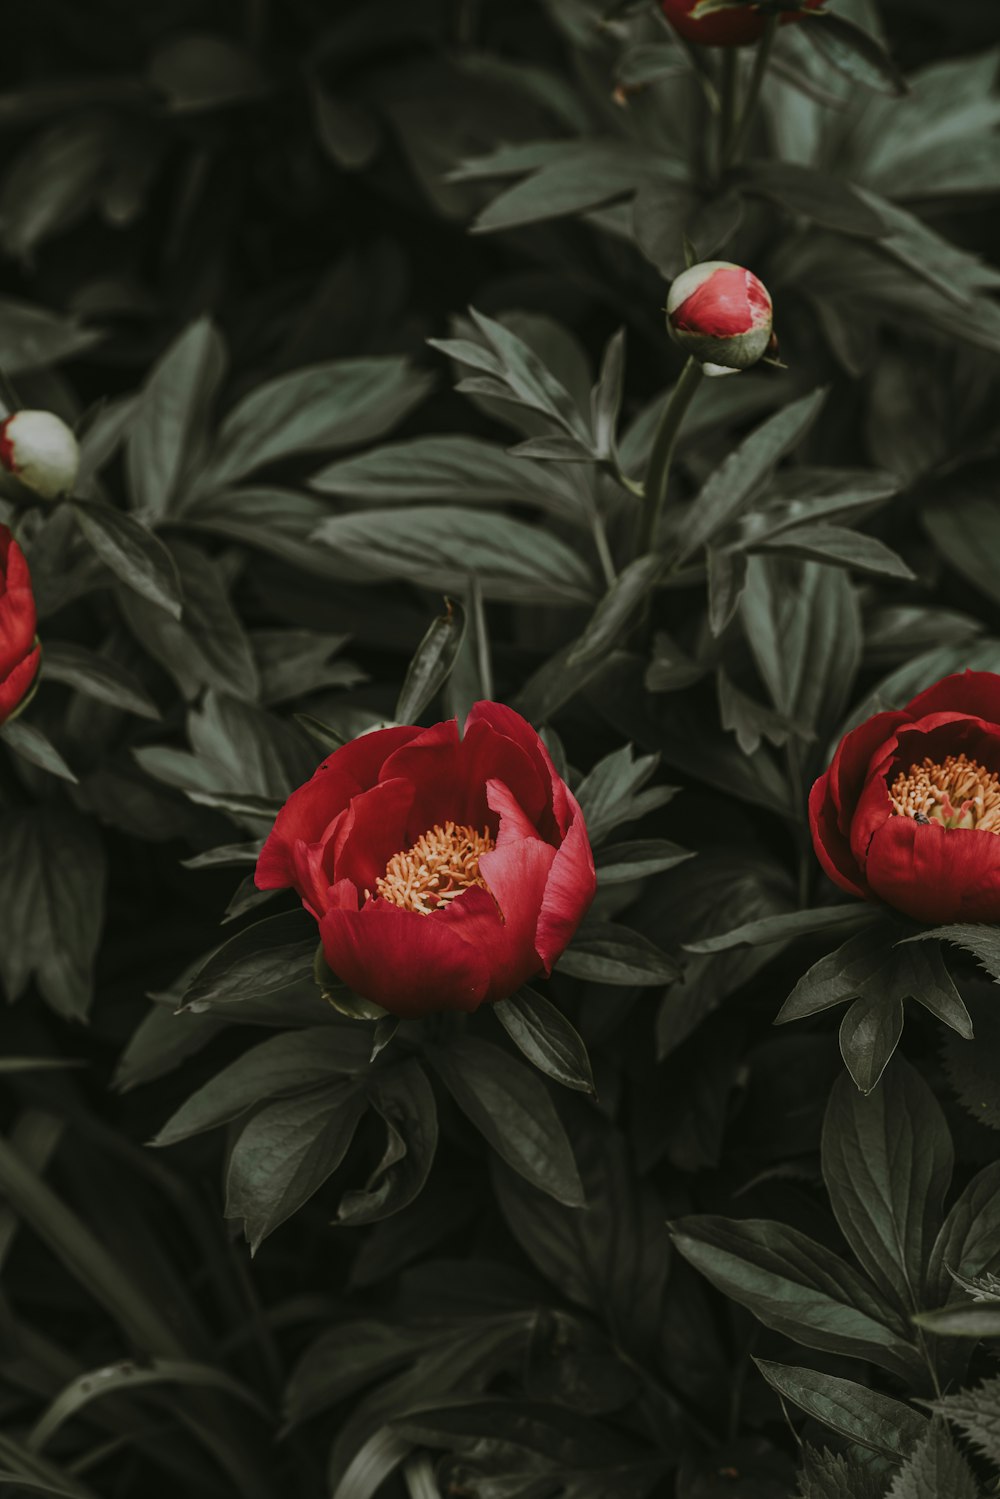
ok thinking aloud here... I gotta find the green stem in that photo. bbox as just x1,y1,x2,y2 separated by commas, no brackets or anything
717,48,740,179
722,14,779,172
640,357,705,555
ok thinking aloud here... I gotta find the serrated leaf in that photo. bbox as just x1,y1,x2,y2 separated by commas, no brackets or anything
926,1379,1000,1464
885,1419,980,1499
797,1445,886,1499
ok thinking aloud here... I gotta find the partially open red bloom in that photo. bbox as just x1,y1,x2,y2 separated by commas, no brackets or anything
0,524,40,724
810,671,1000,922
255,702,596,1017
660,0,823,47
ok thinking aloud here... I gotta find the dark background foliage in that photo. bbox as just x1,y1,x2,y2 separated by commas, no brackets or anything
2,1,1000,1496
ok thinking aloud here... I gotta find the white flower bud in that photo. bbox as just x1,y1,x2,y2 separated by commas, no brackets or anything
0,410,80,500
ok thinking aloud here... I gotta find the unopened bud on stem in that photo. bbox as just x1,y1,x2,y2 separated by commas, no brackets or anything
0,410,80,500
666,261,773,374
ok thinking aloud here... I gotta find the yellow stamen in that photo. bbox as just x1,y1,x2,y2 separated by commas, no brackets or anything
375,821,494,914
889,753,1000,834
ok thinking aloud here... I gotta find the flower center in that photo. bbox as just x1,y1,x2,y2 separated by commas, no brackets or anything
888,753,1000,833
375,822,494,914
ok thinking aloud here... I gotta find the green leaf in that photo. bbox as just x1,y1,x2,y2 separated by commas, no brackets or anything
797,1445,886,1499
574,745,678,846
493,987,595,1095
0,295,101,373
310,434,581,522
0,805,105,1019
914,1304,1000,1337
312,506,595,605
839,993,904,1094
674,390,827,563
594,838,692,886
753,523,914,581
669,1215,917,1378
926,1377,1000,1464
591,327,625,462
468,143,637,235
336,1060,438,1225
942,992,1000,1130
821,1059,953,1319
28,1358,269,1451
126,316,226,520
394,600,466,724
564,555,664,669
753,1360,926,1459
203,357,434,486
71,500,183,618
153,1026,373,1145
179,911,317,1013
905,924,1000,983
739,160,888,238
1,720,77,784
41,642,160,719
426,1038,584,1207
688,904,870,956
884,1419,980,1499
556,920,679,986
225,1081,366,1252
800,11,908,96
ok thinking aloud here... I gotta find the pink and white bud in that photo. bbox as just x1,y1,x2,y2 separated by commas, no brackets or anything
0,410,80,500
666,261,773,373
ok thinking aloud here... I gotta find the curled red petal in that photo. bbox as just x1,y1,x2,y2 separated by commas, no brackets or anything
324,778,416,893
534,797,596,971
255,724,421,891
380,715,547,837
866,817,1000,923
467,700,569,835
318,883,491,1017
445,835,558,1002
808,771,870,901
0,644,39,724
904,669,1000,724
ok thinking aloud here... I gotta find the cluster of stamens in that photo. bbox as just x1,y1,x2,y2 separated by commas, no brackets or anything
889,753,1000,834
375,822,494,914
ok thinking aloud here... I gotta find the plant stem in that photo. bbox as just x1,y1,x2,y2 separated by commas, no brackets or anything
722,15,779,172
717,49,740,179
591,510,617,588
640,357,705,555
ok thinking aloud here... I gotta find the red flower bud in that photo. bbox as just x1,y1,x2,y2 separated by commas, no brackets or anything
810,671,1000,922
0,410,79,501
660,0,823,47
666,261,773,373
0,524,40,724
255,703,597,1017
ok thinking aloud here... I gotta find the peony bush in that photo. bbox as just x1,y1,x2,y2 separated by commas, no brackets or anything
0,3,999,1498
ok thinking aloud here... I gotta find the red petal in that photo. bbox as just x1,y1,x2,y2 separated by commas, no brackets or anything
467,700,569,834
534,798,596,970
0,532,37,683
444,836,558,1001
826,710,908,825
807,773,868,900
380,716,547,837
905,670,1000,724
319,884,491,1016
324,778,415,893
0,645,39,724
672,267,771,338
255,724,421,890
866,817,1000,922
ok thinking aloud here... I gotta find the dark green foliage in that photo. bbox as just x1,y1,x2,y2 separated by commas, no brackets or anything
1,1,1000,1497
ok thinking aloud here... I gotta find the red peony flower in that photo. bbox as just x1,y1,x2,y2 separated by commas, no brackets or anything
809,671,1000,922
660,0,823,48
0,524,40,724
255,702,597,1017
666,261,773,374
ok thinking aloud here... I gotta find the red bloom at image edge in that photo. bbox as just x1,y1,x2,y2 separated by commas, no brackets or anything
255,703,597,1017
660,0,823,47
810,671,1000,922
0,524,40,724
